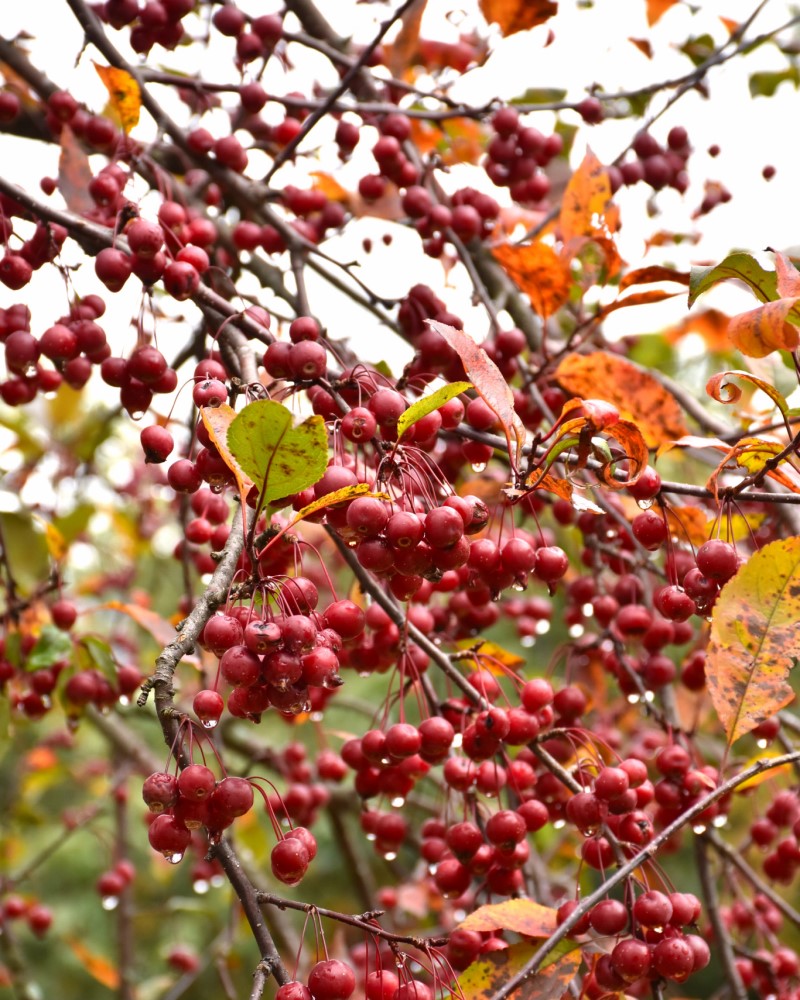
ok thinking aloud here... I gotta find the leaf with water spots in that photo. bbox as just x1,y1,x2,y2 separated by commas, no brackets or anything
458,940,580,1000
707,537,800,746
227,399,328,506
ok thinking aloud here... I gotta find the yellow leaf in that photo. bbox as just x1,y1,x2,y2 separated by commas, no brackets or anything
707,538,800,746
458,898,557,936
33,516,67,562
458,940,580,1000
93,63,141,134
456,639,525,672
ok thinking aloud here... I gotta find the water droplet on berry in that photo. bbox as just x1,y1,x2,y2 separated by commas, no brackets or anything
310,711,323,722
452,732,463,749
757,737,768,749
512,582,525,592
471,463,486,472
644,690,655,703
553,819,565,830
101,896,119,910
193,879,210,894
713,814,727,828
129,408,147,420
637,497,655,510
568,624,584,638
383,850,397,861
535,620,550,635
520,635,535,648
118,695,131,707
391,796,405,808
365,832,376,842
692,823,706,834
201,719,218,730
167,852,184,864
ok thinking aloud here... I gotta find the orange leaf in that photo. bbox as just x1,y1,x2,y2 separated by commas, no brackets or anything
663,307,731,351
459,898,557,936
665,505,708,547
555,351,688,448
628,37,653,58
309,171,350,204
493,242,571,319
707,538,800,745
596,288,684,321
386,0,427,78
728,299,800,357
426,320,527,467
619,266,690,291
774,250,800,297
58,126,94,215
560,149,615,244
67,939,120,990
479,0,557,36
98,600,196,654
200,403,255,500
524,470,603,513
93,63,141,134
646,0,679,26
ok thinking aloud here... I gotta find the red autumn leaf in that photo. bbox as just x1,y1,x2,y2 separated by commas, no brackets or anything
426,320,527,468
58,125,94,215
479,0,557,36
492,242,571,319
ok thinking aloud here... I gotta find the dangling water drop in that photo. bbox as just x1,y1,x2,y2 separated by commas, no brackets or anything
101,896,119,911
637,497,655,510
391,796,405,808
383,850,397,861
201,718,218,730
167,852,184,865
471,463,486,473
193,879,210,894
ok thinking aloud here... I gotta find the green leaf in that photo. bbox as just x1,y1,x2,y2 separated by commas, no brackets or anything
397,381,471,439
511,87,567,105
680,33,715,66
75,635,117,682
749,66,800,97
227,399,328,506
26,625,73,671
689,252,778,308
